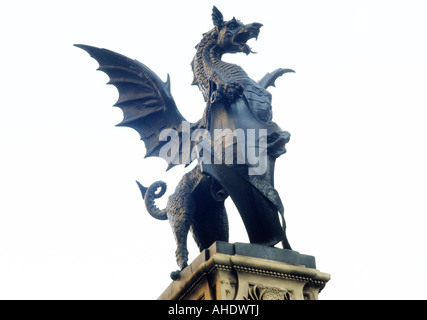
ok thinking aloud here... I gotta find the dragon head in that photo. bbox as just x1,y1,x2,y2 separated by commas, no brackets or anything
211,6,262,55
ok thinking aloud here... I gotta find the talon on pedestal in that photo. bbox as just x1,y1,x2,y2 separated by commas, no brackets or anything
170,270,181,281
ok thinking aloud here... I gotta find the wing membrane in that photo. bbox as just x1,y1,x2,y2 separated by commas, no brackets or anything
75,44,200,169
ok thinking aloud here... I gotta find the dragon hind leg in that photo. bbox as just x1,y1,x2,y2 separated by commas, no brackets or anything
170,225,190,280
168,192,195,279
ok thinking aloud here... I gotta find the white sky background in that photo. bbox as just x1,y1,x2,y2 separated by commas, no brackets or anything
0,0,426,300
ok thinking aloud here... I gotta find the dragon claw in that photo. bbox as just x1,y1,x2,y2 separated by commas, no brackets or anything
170,270,181,281
211,82,243,104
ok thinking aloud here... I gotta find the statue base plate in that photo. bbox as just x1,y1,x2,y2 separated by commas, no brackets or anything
158,242,330,300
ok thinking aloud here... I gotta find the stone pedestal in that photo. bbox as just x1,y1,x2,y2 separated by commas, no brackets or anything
158,242,330,300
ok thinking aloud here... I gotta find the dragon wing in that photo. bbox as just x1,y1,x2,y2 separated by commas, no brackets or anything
257,68,295,89
75,44,201,170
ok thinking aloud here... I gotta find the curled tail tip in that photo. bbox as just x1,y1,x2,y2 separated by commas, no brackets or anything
136,180,148,199
139,180,168,221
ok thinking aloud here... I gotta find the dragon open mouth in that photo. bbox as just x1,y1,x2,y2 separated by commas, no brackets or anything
233,23,263,55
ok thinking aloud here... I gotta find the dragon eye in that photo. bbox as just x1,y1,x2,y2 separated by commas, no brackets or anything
228,23,236,30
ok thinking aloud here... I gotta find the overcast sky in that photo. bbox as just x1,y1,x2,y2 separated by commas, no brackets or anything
1,0,427,300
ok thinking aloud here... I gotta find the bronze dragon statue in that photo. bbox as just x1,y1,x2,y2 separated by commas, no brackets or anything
75,6,294,279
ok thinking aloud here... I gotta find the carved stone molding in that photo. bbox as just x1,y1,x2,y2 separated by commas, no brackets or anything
244,284,292,300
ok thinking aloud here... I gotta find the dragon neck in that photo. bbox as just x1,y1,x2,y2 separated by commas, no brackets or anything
192,33,249,100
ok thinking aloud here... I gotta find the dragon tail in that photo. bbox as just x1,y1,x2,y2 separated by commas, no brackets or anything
136,180,168,221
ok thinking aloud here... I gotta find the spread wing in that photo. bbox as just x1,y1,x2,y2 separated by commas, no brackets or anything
75,44,202,170
257,68,295,89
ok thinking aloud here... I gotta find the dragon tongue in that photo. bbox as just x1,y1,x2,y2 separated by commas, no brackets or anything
242,44,252,55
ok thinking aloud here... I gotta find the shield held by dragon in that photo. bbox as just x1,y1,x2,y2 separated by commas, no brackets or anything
75,6,295,279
